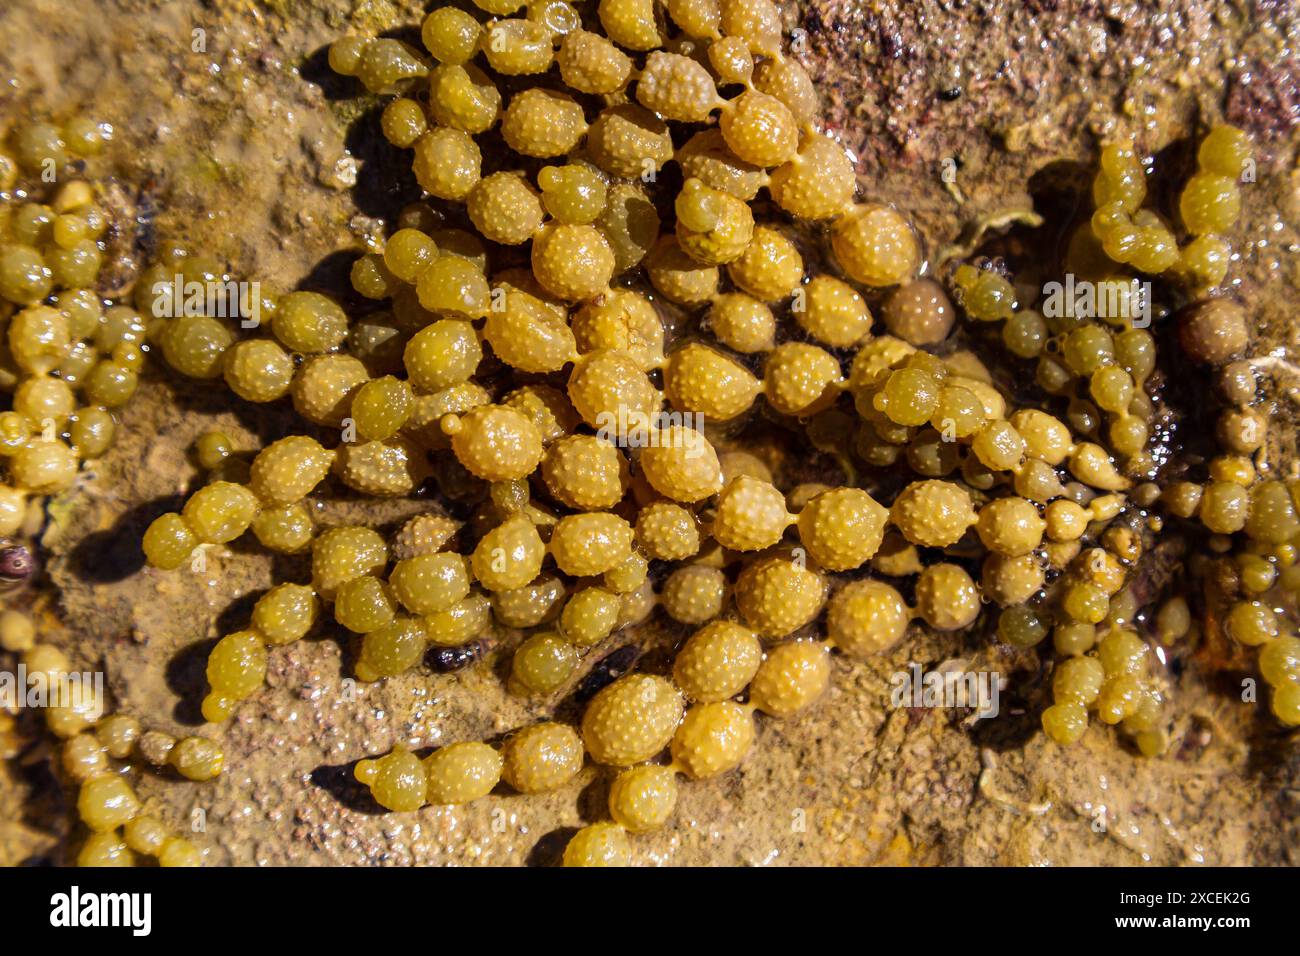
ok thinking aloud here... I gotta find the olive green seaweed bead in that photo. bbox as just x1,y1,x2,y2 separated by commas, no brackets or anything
181,481,259,544
355,748,427,812
357,617,428,680
502,722,584,793
510,631,579,694
251,583,319,644
424,742,503,805
143,513,198,569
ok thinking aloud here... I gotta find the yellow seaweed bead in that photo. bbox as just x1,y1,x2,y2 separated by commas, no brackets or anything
891,480,977,547
567,348,661,429
670,701,755,778
563,822,631,867
637,51,722,123
638,425,723,502
170,736,225,782
598,0,663,50
447,404,544,481
672,619,762,702
542,434,629,510
381,98,428,148
390,553,470,615
769,134,857,220
483,289,577,374
1272,684,1300,727
531,222,615,301
466,172,544,245
674,177,754,265
762,342,842,417
666,0,720,38
676,128,765,201
914,563,980,631
334,575,397,633
426,590,491,650
581,673,684,766
161,315,236,378
712,476,791,551
357,617,428,680
356,748,426,812
727,226,803,302
78,832,136,867
350,376,413,442
831,203,920,287
586,104,673,179
251,583,319,645
645,235,719,306
1224,600,1278,647
557,29,633,94
753,55,818,125
550,512,634,576
122,815,168,856
635,500,700,560
335,436,429,498
496,384,570,444
502,722,584,793
605,551,649,594
797,274,872,348
354,38,428,93
572,290,665,371
412,127,482,201
663,343,760,422
428,63,501,134
736,556,827,638
423,741,503,805
608,764,678,832
537,163,608,227
703,38,751,87
873,366,939,426
10,440,77,493
143,513,199,570
1009,409,1071,465
483,18,554,75
797,487,889,571
271,291,347,354
222,338,294,403
559,586,623,646
77,773,142,833
421,7,482,64
501,88,586,159
472,514,546,591
718,0,782,53
292,354,369,427
206,630,267,703
181,481,258,545
976,496,1046,556
62,738,107,790
826,579,910,658
750,641,830,717
1041,700,1089,744
417,256,492,319
707,292,775,353
510,631,578,694
311,526,387,600
719,90,798,168
1180,172,1240,235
